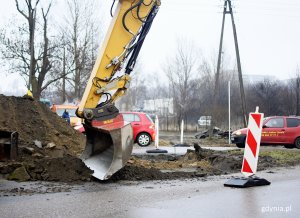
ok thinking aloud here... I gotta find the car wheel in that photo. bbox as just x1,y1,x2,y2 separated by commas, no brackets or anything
294,137,300,149
137,133,151,147
236,143,245,148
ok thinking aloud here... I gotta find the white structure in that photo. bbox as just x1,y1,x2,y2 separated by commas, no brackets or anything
243,74,274,84
155,115,159,148
143,98,174,115
198,116,211,127
180,120,184,144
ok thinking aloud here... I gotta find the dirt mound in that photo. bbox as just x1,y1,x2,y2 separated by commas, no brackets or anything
109,165,209,181
0,95,85,154
108,148,300,181
0,95,92,182
27,156,92,182
1,156,92,182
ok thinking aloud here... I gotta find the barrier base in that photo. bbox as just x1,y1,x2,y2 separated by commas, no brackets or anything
224,176,271,188
146,149,168,154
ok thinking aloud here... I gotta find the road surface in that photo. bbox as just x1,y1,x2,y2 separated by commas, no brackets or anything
0,166,299,218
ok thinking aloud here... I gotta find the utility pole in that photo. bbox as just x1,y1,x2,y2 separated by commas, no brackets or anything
228,0,247,127
214,0,247,128
215,0,227,97
210,0,227,137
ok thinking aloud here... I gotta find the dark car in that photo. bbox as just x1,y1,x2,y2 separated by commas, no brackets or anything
231,116,300,149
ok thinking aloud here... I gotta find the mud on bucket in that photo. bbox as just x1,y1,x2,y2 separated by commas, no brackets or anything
81,117,133,180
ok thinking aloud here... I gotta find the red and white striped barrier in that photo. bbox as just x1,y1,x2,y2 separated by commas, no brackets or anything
241,107,264,177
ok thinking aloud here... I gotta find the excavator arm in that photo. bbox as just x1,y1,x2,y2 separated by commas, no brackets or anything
77,0,160,121
77,0,160,180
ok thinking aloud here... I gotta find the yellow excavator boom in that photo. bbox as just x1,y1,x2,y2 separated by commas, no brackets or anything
77,0,160,180
78,0,160,119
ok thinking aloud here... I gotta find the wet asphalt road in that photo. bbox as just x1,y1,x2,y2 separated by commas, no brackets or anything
1,166,299,218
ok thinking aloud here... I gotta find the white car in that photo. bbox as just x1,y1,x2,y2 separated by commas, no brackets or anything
198,116,211,127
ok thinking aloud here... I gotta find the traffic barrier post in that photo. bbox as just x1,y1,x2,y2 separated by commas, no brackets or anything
146,115,168,154
224,107,271,188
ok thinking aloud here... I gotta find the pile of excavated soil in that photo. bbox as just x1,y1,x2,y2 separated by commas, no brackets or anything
1,156,93,182
0,95,92,182
108,148,300,181
0,95,85,154
109,150,235,181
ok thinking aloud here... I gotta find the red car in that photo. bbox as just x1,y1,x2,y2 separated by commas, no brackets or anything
231,116,300,149
77,111,155,147
121,112,155,147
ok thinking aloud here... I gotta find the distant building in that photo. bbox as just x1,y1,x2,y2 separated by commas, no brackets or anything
243,74,275,84
143,98,174,115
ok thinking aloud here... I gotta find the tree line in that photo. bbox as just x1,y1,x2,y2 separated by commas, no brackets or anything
119,42,300,130
0,0,101,100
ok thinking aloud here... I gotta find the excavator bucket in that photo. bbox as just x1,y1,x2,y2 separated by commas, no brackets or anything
81,115,133,180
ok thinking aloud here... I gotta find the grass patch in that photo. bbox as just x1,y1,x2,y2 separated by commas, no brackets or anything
260,150,300,165
228,149,244,155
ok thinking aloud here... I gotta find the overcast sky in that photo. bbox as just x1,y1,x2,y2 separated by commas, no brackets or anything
139,0,300,81
1,0,300,95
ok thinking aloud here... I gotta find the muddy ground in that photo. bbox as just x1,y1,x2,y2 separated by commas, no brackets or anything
109,148,300,181
1,95,300,183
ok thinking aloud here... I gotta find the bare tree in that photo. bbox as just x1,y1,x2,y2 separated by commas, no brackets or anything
15,0,40,92
247,79,283,116
59,0,100,100
279,82,295,116
164,39,199,128
295,67,300,115
0,0,63,98
196,51,239,128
